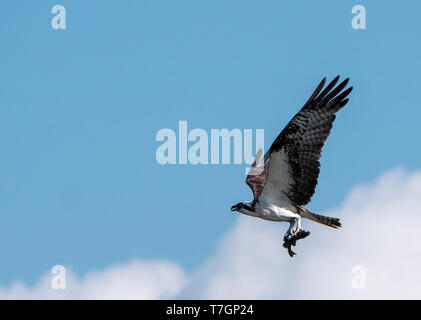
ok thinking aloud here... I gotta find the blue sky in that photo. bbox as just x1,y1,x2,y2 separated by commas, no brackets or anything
0,0,420,288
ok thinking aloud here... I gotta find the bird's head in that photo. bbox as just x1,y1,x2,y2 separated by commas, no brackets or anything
231,201,256,216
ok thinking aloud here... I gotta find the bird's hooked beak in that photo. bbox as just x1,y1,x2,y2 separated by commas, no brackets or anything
231,205,238,213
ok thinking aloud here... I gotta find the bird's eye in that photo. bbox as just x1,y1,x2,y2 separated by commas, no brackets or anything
239,203,243,208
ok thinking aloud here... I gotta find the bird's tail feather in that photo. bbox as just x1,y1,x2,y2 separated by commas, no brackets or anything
299,207,341,229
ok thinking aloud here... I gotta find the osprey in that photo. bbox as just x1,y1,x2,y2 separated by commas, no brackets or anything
231,76,352,257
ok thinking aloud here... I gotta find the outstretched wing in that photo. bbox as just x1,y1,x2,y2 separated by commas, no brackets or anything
246,149,270,200
258,76,352,206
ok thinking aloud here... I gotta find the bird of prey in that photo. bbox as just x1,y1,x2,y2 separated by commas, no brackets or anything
231,76,352,257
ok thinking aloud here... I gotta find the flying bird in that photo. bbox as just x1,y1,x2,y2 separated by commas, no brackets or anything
231,76,352,257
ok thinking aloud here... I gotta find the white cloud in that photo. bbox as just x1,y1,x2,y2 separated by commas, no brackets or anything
0,260,186,299
2,168,421,299
182,168,421,299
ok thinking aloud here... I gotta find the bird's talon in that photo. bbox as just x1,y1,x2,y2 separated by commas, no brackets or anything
287,246,296,257
282,230,310,257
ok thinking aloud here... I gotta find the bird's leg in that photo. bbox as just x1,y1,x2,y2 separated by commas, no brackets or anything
283,221,295,243
291,216,302,236
283,220,298,257
282,216,310,257
291,215,310,242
